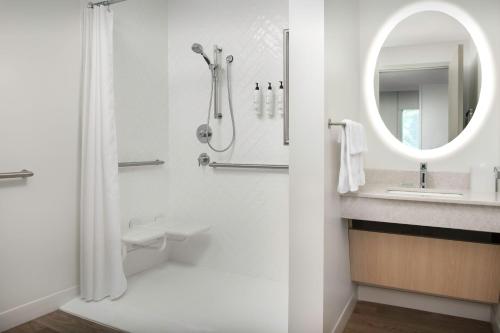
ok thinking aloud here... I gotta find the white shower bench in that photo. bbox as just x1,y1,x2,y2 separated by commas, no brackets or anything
121,217,210,260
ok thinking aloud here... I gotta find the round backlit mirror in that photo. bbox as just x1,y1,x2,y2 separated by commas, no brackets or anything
375,11,481,150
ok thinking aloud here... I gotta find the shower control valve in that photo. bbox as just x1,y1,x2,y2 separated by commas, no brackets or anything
198,153,210,167
196,124,213,143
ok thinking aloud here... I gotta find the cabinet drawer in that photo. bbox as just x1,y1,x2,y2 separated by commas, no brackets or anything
349,229,500,303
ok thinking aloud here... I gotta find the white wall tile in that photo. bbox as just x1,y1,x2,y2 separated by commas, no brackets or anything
167,0,289,282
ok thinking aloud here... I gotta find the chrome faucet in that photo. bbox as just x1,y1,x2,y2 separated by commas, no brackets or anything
420,162,427,189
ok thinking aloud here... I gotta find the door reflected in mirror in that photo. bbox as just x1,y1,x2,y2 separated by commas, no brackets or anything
375,11,481,150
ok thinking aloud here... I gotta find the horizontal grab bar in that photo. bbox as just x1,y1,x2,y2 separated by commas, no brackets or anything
0,169,34,180
118,160,165,168
209,162,289,170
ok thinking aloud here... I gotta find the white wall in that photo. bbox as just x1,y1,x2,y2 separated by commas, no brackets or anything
379,92,399,137
324,0,359,332
288,0,325,331
360,0,500,172
166,0,289,282
493,305,500,332
421,83,449,148
113,0,170,276
288,1,359,331
0,0,81,329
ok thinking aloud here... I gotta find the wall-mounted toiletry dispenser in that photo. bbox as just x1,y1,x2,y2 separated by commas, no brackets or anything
253,83,262,114
265,82,274,117
277,81,284,116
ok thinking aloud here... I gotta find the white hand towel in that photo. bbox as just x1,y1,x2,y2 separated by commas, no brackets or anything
338,119,367,194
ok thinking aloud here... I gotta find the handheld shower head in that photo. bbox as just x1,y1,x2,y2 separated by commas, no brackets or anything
191,43,204,54
191,43,212,66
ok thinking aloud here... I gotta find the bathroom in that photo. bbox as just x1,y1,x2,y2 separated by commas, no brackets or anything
0,0,499,332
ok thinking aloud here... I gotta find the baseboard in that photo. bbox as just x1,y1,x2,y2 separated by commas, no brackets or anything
0,286,79,332
493,320,500,333
331,293,357,333
357,285,492,322
492,305,500,333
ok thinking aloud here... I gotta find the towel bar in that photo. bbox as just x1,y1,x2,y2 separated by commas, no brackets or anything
328,119,346,128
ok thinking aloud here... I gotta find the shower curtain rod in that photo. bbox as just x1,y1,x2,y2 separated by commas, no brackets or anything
88,0,126,8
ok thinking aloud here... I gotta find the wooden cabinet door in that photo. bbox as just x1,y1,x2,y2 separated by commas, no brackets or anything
349,230,500,303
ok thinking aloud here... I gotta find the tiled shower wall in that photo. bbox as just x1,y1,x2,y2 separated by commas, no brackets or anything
167,0,289,282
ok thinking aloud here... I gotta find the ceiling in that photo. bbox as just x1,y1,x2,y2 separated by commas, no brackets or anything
379,67,449,92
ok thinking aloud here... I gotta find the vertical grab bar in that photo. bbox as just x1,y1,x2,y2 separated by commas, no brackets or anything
283,29,290,146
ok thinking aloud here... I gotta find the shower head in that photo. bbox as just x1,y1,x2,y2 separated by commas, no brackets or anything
191,43,212,66
191,43,204,54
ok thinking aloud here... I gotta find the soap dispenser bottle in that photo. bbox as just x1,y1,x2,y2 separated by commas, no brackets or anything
253,83,262,114
277,81,284,115
265,82,274,116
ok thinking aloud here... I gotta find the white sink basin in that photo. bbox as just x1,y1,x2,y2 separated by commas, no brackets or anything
387,188,463,198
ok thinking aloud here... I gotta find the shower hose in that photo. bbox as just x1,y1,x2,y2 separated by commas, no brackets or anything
205,61,236,153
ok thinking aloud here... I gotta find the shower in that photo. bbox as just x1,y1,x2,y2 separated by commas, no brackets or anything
192,43,236,153
191,43,212,67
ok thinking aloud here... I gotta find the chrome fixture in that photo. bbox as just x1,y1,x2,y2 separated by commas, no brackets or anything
328,119,346,128
494,167,500,192
209,162,289,170
198,153,211,167
196,124,213,143
420,162,427,189
118,160,165,168
191,43,212,67
192,42,236,153
88,0,126,8
0,169,34,180
212,45,223,119
283,29,290,145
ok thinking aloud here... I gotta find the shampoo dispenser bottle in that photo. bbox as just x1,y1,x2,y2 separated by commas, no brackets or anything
253,83,262,114
265,82,274,116
277,81,284,115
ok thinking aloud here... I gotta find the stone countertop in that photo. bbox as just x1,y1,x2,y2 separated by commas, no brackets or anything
341,184,500,207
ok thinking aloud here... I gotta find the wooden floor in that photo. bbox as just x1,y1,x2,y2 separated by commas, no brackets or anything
4,311,124,333
344,301,493,333
4,302,494,333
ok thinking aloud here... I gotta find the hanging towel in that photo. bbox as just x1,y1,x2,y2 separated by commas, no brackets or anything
338,119,367,194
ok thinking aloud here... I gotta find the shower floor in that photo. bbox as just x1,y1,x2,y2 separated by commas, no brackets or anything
61,261,288,333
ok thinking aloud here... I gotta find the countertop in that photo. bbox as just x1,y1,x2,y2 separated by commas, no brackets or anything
342,184,500,207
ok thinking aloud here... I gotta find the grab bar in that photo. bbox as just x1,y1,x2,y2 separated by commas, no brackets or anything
494,167,500,193
209,162,288,170
283,28,290,146
0,169,34,179
118,160,165,168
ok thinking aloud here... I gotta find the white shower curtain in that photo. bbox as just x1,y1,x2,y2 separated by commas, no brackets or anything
80,5,127,301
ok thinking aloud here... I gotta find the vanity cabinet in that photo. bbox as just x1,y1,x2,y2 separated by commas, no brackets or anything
349,228,500,303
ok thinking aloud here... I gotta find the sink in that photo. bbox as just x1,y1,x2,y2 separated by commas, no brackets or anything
386,188,463,198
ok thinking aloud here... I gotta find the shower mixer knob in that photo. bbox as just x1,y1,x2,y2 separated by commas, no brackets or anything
198,153,210,167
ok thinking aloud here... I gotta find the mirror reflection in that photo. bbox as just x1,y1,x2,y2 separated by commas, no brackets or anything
376,12,481,149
